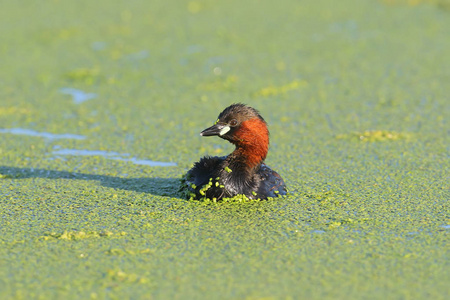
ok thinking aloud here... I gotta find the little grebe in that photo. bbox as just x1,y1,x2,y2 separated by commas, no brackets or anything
182,103,287,200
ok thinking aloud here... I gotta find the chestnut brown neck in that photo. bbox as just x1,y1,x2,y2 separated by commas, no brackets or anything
231,118,269,169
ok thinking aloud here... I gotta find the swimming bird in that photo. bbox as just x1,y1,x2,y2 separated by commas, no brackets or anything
182,103,287,201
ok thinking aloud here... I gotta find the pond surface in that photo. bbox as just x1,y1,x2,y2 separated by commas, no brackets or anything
52,148,177,167
0,0,448,299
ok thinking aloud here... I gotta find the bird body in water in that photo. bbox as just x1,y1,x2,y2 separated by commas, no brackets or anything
182,103,287,201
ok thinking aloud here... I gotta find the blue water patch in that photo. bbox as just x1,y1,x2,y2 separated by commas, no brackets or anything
52,148,177,167
125,50,149,60
60,88,97,104
186,45,204,54
122,157,176,167
91,41,107,51
0,128,86,140
441,225,450,229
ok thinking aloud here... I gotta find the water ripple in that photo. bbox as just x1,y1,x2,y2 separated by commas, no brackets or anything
0,128,86,140
60,88,97,104
52,148,177,167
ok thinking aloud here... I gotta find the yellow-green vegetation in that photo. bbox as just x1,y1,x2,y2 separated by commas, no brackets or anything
253,79,308,97
0,0,449,299
337,130,410,142
105,269,148,284
0,107,32,116
65,67,102,85
381,0,450,7
42,230,126,241
198,178,214,196
197,75,238,92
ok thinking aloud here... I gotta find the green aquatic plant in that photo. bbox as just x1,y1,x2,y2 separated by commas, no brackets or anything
64,67,102,85
179,173,278,203
336,130,410,142
253,79,308,97
42,230,125,241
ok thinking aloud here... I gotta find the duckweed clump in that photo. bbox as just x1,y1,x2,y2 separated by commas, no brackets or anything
336,130,410,142
252,79,308,97
64,67,102,85
180,174,274,203
42,230,126,241
198,178,214,196
224,166,233,173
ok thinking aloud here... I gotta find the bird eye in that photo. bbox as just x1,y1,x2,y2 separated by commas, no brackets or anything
229,119,238,127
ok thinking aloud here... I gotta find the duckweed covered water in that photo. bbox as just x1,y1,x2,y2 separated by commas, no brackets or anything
0,0,449,299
